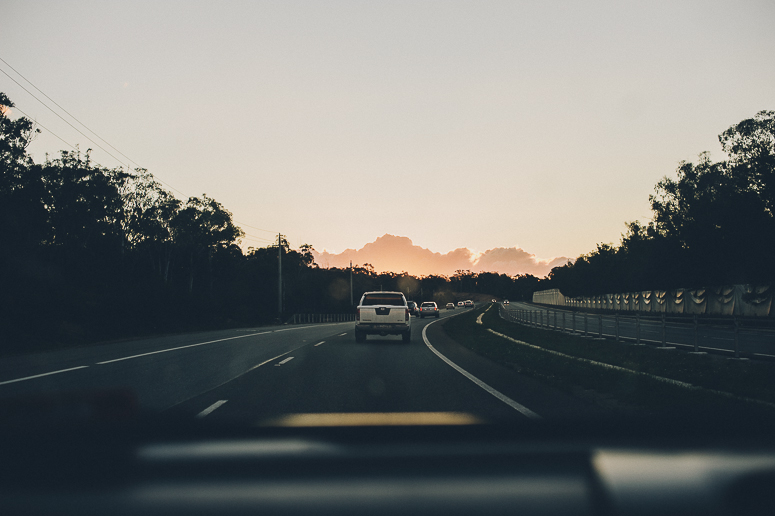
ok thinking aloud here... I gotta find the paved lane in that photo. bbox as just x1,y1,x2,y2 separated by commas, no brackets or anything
0,324,356,410
175,307,604,423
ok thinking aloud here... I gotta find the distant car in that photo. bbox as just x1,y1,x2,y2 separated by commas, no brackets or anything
503,299,509,305
491,299,496,303
419,302,440,318
407,301,418,316
464,300,474,308
446,302,455,310
457,301,464,307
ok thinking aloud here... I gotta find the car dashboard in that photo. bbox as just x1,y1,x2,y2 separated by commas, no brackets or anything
2,418,774,516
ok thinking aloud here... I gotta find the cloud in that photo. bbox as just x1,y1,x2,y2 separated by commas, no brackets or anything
473,247,570,277
312,234,567,278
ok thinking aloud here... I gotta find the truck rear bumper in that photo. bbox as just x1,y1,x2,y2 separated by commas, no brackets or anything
355,323,410,335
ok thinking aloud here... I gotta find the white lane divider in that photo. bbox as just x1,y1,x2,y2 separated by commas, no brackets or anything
196,400,227,418
421,320,541,420
96,331,273,365
275,357,295,366
314,341,325,347
0,365,89,386
338,333,347,336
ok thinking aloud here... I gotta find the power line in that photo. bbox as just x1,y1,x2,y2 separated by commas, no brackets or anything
8,111,285,249
0,67,130,169
0,56,141,169
234,221,276,233
1,57,286,245
10,105,80,155
0,58,187,198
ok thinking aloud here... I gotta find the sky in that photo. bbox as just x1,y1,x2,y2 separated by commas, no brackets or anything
3,1,774,273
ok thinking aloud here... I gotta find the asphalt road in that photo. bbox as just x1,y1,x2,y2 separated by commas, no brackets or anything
0,306,602,422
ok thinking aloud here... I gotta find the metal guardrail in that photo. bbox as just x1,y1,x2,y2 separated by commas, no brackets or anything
499,303,775,360
290,313,356,324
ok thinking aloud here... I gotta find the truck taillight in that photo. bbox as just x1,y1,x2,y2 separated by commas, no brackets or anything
405,309,409,321
356,308,360,321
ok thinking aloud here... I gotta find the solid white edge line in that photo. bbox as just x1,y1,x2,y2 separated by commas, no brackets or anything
0,365,89,386
314,341,325,346
421,319,541,420
96,331,273,364
196,400,228,418
338,333,347,336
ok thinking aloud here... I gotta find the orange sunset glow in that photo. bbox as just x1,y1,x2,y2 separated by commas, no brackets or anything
312,234,568,277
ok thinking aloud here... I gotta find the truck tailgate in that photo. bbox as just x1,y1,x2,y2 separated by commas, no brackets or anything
359,306,406,324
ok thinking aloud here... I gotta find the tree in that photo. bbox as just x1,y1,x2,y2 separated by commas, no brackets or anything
299,243,316,267
123,169,182,282
719,110,775,215
173,194,244,293
0,93,47,251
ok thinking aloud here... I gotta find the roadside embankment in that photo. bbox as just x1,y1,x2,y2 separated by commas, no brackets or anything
443,304,775,418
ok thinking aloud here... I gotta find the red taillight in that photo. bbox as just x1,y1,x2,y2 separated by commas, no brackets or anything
405,309,409,321
356,308,360,321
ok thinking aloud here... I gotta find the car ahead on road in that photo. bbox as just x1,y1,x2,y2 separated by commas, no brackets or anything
355,291,411,342
446,302,455,309
407,301,419,316
464,300,474,308
503,299,509,305
418,301,440,318
457,301,464,307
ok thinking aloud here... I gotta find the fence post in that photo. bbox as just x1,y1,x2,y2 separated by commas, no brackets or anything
583,313,588,337
554,310,558,331
661,313,666,347
563,311,566,333
657,312,675,349
571,312,576,334
636,312,641,344
734,317,740,359
615,313,620,342
688,315,706,355
598,314,603,339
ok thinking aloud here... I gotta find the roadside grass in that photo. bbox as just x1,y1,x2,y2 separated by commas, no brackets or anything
443,305,775,417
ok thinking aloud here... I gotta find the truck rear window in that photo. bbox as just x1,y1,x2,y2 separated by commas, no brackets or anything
361,294,406,306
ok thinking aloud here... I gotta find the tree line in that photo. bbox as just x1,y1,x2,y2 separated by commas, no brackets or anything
1,92,539,354
541,110,775,298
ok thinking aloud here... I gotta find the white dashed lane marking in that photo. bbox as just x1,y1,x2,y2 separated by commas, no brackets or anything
196,400,227,418
0,366,89,386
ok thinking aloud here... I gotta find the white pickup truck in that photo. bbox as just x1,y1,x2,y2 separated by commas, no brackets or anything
355,291,411,342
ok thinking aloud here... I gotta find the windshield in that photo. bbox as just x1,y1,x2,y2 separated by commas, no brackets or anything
360,293,406,306
2,1,775,434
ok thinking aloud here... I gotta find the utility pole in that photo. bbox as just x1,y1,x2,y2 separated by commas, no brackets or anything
349,260,353,306
278,233,282,321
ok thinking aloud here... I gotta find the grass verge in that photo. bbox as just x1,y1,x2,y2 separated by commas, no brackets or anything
443,305,775,418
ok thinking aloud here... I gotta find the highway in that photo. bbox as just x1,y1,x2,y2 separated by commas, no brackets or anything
0,306,604,422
